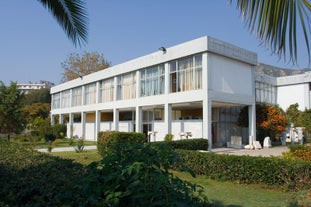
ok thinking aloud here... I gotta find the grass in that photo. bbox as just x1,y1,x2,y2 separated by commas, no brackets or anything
11,136,97,149
51,149,101,165
173,171,306,207
52,149,311,207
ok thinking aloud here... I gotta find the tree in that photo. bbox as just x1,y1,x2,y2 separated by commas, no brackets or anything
238,103,287,142
0,82,26,141
260,105,287,140
24,88,51,105
61,52,111,82
285,103,302,126
38,0,88,46
231,0,311,65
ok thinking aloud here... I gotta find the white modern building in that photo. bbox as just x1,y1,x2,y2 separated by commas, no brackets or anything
50,36,311,149
17,81,55,94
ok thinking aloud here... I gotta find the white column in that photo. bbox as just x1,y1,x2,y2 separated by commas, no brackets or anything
69,113,73,138
95,110,101,140
248,103,256,144
59,114,64,124
135,106,142,132
51,114,55,126
203,99,212,151
113,108,119,131
81,112,86,138
202,52,211,151
164,103,172,135
96,81,100,104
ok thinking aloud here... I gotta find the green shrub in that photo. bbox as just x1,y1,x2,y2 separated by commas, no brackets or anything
97,131,145,157
0,139,84,206
152,138,208,151
60,141,208,206
164,133,174,142
51,123,67,138
176,150,311,191
44,133,56,142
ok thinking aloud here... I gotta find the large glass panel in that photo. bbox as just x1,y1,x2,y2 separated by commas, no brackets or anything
100,78,114,103
85,83,96,105
169,54,202,93
72,87,82,106
117,72,136,100
61,90,70,108
52,93,60,109
140,64,164,97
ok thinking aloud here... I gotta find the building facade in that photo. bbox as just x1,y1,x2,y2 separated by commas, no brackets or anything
53,36,307,149
17,81,55,94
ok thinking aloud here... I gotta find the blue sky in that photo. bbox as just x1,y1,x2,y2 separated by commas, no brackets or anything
0,1,309,85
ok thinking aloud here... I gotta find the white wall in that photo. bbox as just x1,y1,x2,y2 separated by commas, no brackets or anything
210,54,253,96
171,120,203,140
277,84,308,111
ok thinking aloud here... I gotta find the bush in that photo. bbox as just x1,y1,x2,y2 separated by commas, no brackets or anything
44,133,56,142
176,149,311,191
0,139,84,206
51,124,67,138
152,138,208,151
164,133,174,142
61,141,208,206
97,131,145,157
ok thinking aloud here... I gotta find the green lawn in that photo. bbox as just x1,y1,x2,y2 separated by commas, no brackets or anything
11,137,97,149
51,149,311,207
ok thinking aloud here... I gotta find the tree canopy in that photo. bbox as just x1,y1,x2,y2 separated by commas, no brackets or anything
61,52,111,82
231,0,311,65
38,0,88,46
0,82,26,140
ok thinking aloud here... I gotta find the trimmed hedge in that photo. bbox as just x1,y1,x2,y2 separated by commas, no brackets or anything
176,149,311,191
152,138,208,151
97,131,145,157
0,139,84,206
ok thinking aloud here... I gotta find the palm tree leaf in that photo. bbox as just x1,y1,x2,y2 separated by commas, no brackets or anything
230,0,311,66
38,0,88,46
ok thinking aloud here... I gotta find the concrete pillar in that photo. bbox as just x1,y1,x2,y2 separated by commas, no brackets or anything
68,113,73,138
59,114,64,124
135,106,142,132
81,112,86,139
113,108,119,131
51,114,55,126
202,52,211,151
164,103,172,135
95,110,101,140
248,103,256,144
203,98,212,151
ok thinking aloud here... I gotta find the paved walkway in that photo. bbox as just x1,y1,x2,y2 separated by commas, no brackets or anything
210,146,289,157
38,145,289,157
38,145,97,153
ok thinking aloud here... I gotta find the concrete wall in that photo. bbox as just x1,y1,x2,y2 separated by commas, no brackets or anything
277,84,308,111
210,54,253,96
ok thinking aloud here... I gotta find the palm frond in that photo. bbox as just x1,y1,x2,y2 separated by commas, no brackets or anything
38,0,88,46
230,0,311,66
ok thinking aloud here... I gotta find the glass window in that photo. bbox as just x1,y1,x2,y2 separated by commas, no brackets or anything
255,81,276,104
100,78,114,103
169,54,202,93
52,93,60,109
61,90,70,108
84,83,96,105
72,87,82,107
117,72,136,100
140,64,164,97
